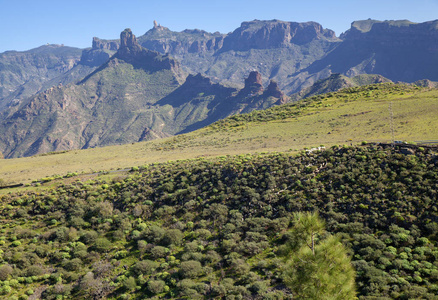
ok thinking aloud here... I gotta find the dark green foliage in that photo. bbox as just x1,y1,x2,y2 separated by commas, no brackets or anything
80,230,99,245
131,260,158,276
0,145,437,299
179,260,203,278
162,228,184,246
0,264,13,280
147,279,166,294
93,238,112,253
282,212,356,299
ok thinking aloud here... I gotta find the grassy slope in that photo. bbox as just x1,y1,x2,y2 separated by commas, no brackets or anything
1,83,437,185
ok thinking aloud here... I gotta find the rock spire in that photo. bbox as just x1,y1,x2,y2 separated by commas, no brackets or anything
244,71,264,94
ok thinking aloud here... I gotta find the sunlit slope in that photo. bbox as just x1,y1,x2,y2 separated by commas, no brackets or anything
1,83,437,184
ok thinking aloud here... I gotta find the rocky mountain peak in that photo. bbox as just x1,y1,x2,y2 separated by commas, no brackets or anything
266,80,285,98
112,28,184,79
151,20,169,32
119,28,142,55
244,71,264,94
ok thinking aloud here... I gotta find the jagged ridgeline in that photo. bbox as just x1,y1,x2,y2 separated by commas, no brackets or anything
0,145,437,299
3,18,438,113
97,19,438,93
2,19,438,158
0,29,287,158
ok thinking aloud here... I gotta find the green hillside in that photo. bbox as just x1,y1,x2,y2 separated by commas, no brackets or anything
290,73,392,101
0,144,437,299
1,82,436,185
0,82,437,299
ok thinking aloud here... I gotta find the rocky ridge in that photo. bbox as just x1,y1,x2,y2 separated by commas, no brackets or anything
2,18,438,157
219,20,338,52
304,19,438,82
0,28,287,158
0,45,87,113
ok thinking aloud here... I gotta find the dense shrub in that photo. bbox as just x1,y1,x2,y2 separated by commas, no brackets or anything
0,144,437,299
179,260,203,278
0,265,13,280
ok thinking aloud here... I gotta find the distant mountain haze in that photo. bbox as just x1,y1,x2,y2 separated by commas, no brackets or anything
0,29,286,158
0,19,437,158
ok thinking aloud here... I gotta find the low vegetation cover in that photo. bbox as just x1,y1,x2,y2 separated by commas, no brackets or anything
0,144,437,299
211,82,424,129
1,81,437,186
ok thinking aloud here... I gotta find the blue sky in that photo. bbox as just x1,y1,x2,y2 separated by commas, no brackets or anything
1,0,438,53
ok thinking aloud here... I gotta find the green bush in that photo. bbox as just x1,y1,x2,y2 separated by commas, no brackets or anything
150,246,168,259
131,260,158,276
179,260,203,278
162,228,184,246
93,238,112,253
0,265,13,280
25,265,44,277
147,279,166,294
123,276,137,291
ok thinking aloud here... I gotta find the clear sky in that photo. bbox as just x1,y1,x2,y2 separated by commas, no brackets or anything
1,0,437,53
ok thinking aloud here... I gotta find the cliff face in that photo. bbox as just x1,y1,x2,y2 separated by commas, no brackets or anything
0,30,288,158
138,19,337,55
304,19,438,82
80,37,119,67
138,23,225,56
243,71,264,94
3,18,438,110
92,37,119,51
77,20,340,94
220,20,338,52
115,28,183,76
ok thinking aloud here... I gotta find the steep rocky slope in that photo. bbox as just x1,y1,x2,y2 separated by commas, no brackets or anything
125,19,438,93
304,19,438,82
1,18,438,158
140,20,340,93
2,18,438,102
0,45,89,112
0,30,286,158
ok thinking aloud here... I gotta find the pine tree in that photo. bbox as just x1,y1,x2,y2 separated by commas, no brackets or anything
282,212,357,299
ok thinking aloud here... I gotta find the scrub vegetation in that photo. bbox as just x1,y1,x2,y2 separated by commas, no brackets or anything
0,144,437,299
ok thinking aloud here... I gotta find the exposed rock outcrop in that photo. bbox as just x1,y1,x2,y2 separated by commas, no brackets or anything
219,20,338,52
118,28,143,56
266,80,284,98
114,29,183,77
265,80,288,104
92,37,119,51
80,37,119,67
306,19,438,82
243,71,264,94
184,73,213,88
138,23,225,56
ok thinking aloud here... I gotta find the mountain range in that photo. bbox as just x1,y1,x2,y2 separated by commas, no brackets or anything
0,18,437,158
0,29,286,158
